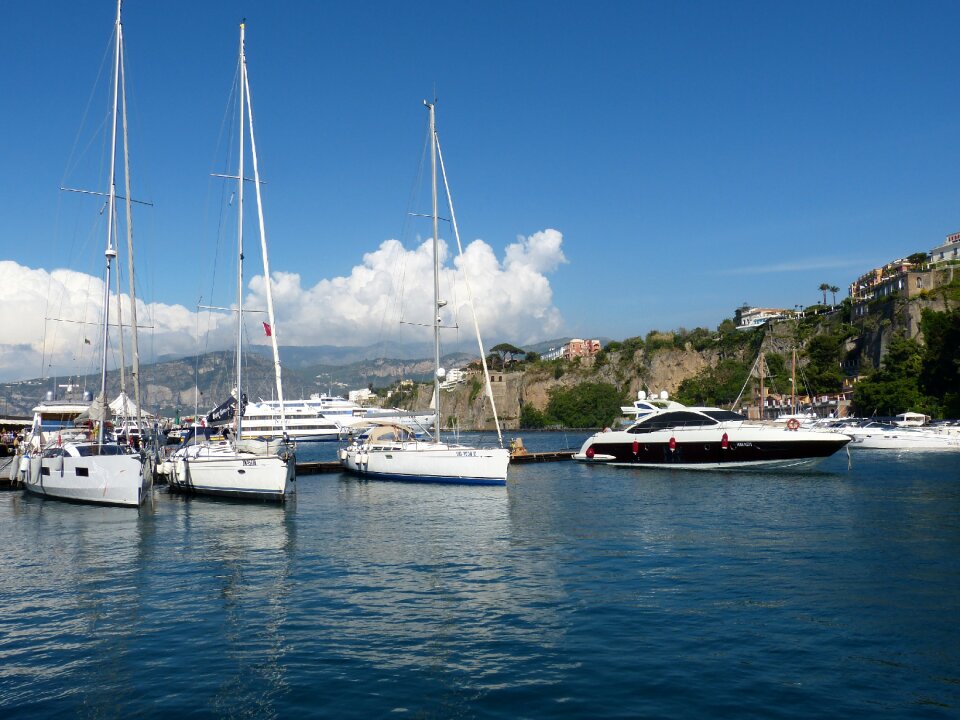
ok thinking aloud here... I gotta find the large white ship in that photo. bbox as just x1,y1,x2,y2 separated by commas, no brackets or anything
240,399,342,442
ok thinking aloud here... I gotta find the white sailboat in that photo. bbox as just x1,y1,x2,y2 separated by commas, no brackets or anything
22,0,149,508
340,101,510,485
169,21,294,501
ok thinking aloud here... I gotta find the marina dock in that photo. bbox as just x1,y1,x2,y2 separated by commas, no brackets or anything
3,449,576,487
296,451,574,475
510,450,575,463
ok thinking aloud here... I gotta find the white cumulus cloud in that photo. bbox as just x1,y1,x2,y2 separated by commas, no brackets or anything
0,229,567,383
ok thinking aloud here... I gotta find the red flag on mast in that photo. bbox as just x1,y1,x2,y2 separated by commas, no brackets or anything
262,321,272,337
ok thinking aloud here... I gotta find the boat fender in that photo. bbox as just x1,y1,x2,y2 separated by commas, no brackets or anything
632,440,639,455
585,446,595,459
668,437,677,451
721,432,729,450
787,419,800,431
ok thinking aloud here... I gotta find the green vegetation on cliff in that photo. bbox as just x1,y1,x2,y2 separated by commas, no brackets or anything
852,307,960,416
519,381,623,429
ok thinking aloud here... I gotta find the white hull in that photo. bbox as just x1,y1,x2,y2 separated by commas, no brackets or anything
170,444,295,500
848,432,960,450
341,441,509,485
23,453,148,507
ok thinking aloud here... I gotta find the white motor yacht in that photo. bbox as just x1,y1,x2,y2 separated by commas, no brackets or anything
838,420,960,451
241,399,341,442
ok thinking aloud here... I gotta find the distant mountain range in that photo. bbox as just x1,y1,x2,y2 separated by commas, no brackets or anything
0,337,609,417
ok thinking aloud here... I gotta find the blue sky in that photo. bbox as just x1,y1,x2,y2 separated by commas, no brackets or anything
2,1,960,380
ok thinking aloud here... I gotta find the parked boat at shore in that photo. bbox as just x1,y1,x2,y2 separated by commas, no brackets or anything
240,399,341,442
248,394,435,437
823,419,960,451
340,101,509,485
576,402,852,470
22,0,149,507
168,21,294,501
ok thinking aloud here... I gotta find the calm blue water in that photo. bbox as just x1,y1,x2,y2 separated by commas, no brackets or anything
1,434,958,718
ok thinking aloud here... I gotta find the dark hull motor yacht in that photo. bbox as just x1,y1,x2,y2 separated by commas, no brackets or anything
575,403,851,471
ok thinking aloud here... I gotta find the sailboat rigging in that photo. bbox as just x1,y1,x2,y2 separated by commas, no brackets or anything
22,0,150,507
168,20,295,501
340,100,510,485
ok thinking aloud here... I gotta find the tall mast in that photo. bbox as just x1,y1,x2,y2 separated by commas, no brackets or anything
234,20,246,444
791,348,797,414
242,39,287,436
427,100,442,442
119,33,143,435
758,353,765,421
97,0,123,446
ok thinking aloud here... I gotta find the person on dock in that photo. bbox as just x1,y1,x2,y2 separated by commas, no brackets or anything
509,437,528,457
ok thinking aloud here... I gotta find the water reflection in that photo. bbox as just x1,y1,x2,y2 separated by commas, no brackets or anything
286,476,567,711
0,491,151,713
162,492,295,719
1,446,957,718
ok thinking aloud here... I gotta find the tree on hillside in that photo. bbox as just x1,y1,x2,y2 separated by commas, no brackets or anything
804,334,845,393
819,283,831,306
852,336,930,416
490,343,525,366
919,307,960,416
830,285,840,307
674,358,752,407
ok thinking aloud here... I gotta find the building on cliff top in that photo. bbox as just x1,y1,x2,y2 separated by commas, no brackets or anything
734,306,793,330
541,339,601,361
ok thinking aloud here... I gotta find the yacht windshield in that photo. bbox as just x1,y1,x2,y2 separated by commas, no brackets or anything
701,410,746,422
627,411,718,433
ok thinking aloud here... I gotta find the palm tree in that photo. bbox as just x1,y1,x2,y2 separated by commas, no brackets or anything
829,285,839,307
819,283,830,306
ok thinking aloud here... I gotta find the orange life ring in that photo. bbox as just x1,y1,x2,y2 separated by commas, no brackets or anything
786,418,800,431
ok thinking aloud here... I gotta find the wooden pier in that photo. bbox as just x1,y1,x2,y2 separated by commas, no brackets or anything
509,450,575,464
296,460,343,475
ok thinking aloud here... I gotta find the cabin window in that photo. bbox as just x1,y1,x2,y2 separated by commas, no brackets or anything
75,467,89,477
75,445,125,456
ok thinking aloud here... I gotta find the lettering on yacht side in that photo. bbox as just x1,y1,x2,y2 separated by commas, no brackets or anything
456,451,477,457
735,442,753,447
243,459,257,466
